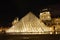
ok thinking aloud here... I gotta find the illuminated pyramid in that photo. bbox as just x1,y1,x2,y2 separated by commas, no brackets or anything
6,12,52,34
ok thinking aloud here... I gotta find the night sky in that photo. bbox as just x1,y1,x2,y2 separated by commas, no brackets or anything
0,0,60,27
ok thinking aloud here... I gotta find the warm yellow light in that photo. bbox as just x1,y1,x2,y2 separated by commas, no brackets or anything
50,32,53,34
56,32,58,34
6,12,54,34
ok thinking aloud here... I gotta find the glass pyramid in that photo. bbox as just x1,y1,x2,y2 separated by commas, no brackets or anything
6,12,53,34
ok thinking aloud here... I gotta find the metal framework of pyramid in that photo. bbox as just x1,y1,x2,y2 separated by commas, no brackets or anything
6,12,53,34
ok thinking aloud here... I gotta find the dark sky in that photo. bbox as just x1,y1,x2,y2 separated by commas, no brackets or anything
0,0,60,27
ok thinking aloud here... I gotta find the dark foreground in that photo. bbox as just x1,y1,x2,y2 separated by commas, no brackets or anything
0,33,60,40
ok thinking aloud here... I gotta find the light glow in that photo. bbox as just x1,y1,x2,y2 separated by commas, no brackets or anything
6,12,54,34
